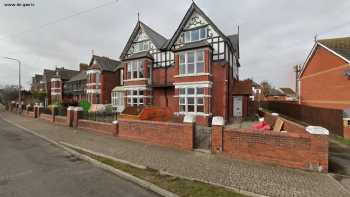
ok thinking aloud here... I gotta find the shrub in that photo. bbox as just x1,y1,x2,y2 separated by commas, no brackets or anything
79,100,91,112
105,104,113,113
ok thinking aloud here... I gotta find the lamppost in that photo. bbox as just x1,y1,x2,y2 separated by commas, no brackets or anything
2,57,21,113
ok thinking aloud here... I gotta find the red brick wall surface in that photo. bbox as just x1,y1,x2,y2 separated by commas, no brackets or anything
101,72,118,104
118,119,193,150
39,113,53,122
300,45,350,109
77,119,116,135
54,115,68,126
220,128,328,172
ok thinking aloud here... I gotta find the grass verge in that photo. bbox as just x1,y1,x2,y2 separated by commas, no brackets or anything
334,135,350,146
71,147,248,197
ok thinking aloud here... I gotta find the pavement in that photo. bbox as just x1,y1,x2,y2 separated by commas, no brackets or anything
0,117,159,197
1,111,350,197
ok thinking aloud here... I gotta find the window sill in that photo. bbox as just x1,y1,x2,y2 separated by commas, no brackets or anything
174,73,211,78
174,112,211,116
124,78,148,82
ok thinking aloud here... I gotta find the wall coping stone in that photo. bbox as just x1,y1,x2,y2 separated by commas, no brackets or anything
112,120,118,124
306,126,329,135
183,114,195,123
74,107,84,111
67,106,75,111
212,116,224,126
272,113,279,116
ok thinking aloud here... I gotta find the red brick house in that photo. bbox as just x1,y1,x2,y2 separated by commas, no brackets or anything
299,37,350,109
119,2,240,124
50,68,79,104
86,55,122,104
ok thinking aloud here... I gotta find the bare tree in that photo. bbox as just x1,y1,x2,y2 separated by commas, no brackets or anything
260,80,272,97
0,85,19,105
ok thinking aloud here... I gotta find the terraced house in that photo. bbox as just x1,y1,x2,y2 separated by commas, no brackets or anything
118,2,240,124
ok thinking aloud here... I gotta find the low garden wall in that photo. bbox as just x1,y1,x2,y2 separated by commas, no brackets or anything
22,111,35,118
54,115,68,126
39,113,53,122
221,128,328,172
118,119,194,150
212,112,329,172
77,119,116,136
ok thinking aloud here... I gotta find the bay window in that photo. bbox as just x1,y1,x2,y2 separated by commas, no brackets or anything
179,50,205,75
127,60,144,79
127,90,144,106
179,87,204,113
184,27,207,43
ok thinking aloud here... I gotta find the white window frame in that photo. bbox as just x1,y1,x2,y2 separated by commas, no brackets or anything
127,60,144,79
178,87,205,113
179,50,205,75
126,89,144,106
184,27,207,43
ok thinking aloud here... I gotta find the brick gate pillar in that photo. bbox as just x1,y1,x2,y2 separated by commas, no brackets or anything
73,107,83,128
211,116,224,153
183,115,196,150
113,120,119,136
67,106,75,127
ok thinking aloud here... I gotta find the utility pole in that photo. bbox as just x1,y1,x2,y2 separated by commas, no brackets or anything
294,64,301,100
2,57,21,113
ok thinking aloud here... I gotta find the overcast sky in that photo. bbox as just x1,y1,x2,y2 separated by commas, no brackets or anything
0,0,349,89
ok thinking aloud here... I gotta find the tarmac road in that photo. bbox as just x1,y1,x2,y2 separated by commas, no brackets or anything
0,118,159,197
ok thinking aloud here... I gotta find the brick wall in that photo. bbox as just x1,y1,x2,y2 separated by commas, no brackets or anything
300,45,350,109
54,115,68,126
101,71,118,104
39,113,53,122
77,119,116,135
219,128,328,172
118,119,193,150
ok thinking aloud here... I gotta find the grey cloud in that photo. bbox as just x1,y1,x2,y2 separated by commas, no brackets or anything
0,0,349,89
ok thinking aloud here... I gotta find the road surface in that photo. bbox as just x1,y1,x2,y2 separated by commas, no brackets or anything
0,118,159,197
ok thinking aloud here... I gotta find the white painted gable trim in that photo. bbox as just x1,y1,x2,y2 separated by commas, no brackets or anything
299,42,350,78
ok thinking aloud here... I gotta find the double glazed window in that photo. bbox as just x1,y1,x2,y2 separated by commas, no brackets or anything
112,92,124,106
184,27,207,43
179,87,204,113
127,60,144,79
127,90,144,106
179,50,205,75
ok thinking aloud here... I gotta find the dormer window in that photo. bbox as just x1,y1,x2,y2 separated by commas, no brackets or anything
184,27,207,43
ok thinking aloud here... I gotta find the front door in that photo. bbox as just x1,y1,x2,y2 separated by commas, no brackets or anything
233,96,243,119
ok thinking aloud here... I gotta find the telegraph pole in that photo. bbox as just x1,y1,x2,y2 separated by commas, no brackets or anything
294,64,301,100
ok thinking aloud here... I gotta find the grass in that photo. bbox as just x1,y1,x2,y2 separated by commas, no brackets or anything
71,148,248,197
333,135,350,146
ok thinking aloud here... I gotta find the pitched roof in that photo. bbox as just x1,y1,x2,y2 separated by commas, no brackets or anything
267,88,285,96
227,34,240,58
233,80,252,95
89,55,121,72
55,67,80,80
67,71,87,82
279,88,296,96
318,37,350,61
119,21,169,60
167,2,237,55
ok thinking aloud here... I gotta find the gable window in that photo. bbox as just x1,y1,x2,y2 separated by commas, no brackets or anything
179,50,205,75
184,27,207,43
179,87,204,113
126,90,144,106
127,60,144,79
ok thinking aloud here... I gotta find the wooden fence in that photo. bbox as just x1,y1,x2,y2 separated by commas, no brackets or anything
261,101,344,136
